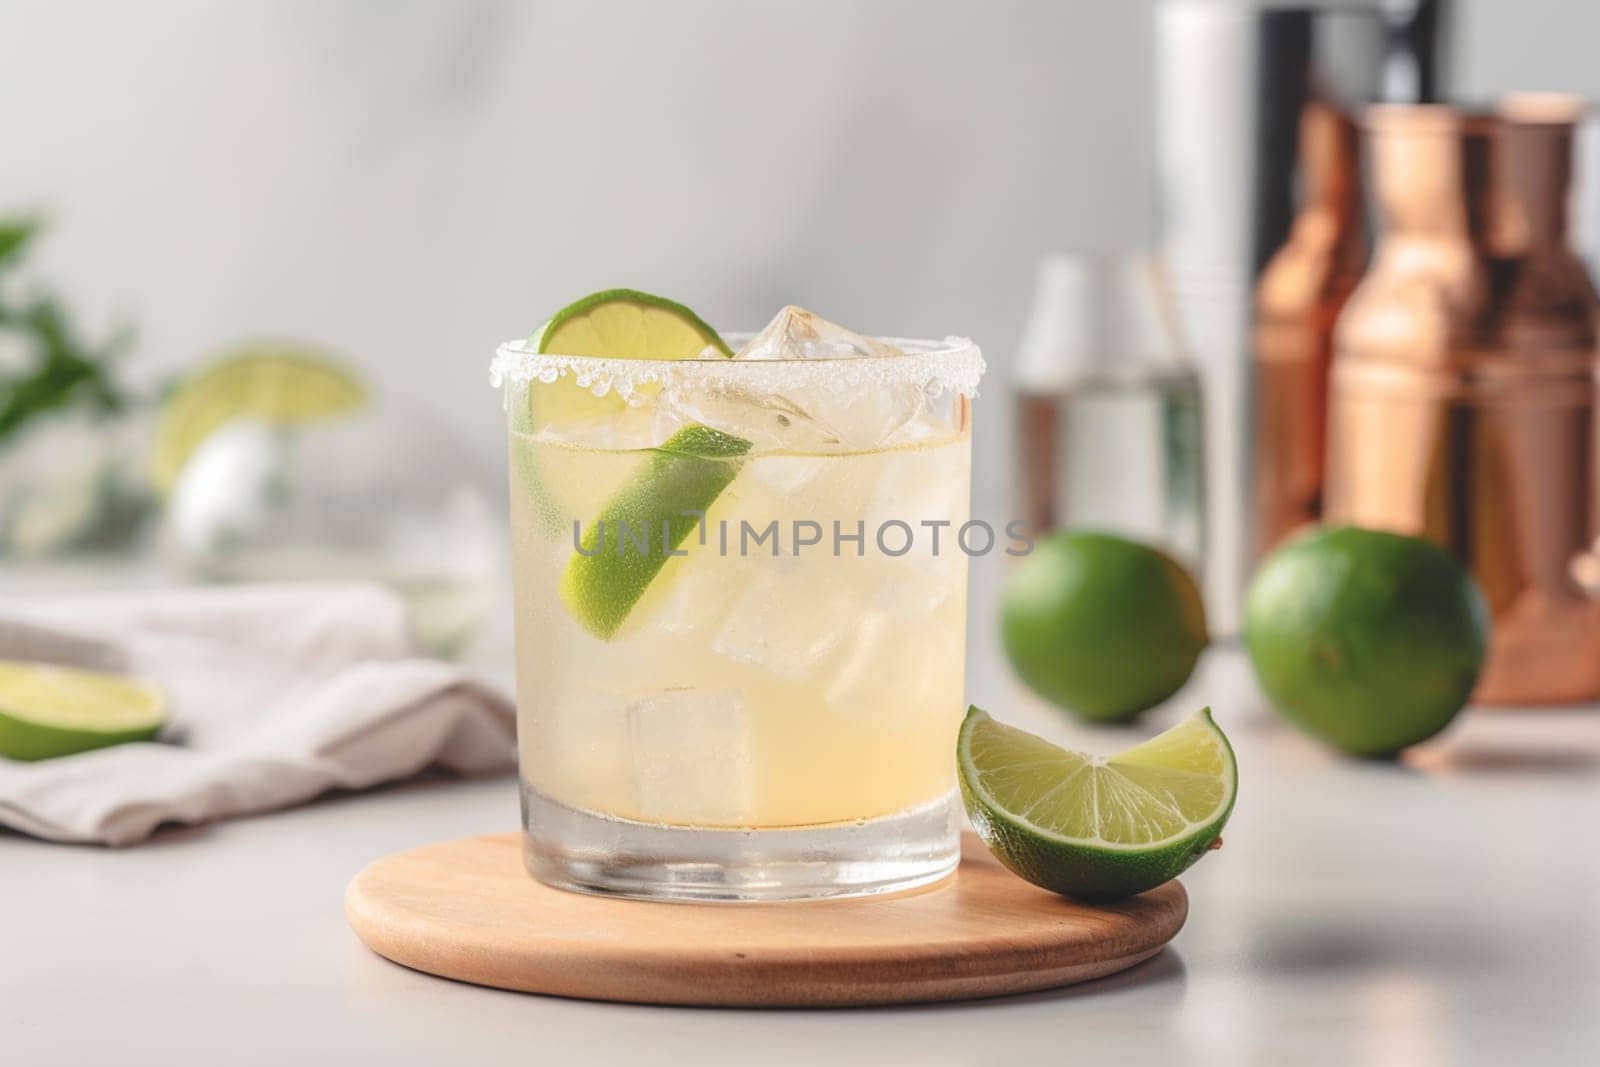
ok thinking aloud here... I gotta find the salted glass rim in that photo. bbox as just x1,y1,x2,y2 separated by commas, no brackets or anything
488,333,986,403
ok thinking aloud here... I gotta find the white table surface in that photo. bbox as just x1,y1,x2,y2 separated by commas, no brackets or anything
4,556,1599,1066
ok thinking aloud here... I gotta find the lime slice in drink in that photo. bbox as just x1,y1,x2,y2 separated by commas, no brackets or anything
539,288,733,359
958,706,1237,901
149,343,366,492
0,659,167,761
530,290,747,637
560,425,751,639
528,288,733,429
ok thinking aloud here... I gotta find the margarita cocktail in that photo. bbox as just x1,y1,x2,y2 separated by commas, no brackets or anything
492,294,984,900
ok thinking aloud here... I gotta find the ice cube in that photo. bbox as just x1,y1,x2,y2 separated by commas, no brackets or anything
629,553,738,640
807,383,926,451
656,386,828,452
629,689,751,824
738,451,881,536
519,685,635,814
735,306,905,362
746,454,828,497
860,451,970,578
711,566,866,680
732,306,929,450
822,610,905,716
823,597,964,717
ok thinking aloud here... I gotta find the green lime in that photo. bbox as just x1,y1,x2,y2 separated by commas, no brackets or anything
150,343,365,492
958,705,1236,901
560,425,751,639
527,288,732,429
1000,531,1207,723
0,659,167,761
530,290,748,638
538,288,732,359
1244,525,1488,757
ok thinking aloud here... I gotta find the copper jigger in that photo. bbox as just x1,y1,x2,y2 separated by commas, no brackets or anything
1325,99,1600,705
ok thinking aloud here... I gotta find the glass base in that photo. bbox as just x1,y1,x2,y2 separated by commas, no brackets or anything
520,782,961,903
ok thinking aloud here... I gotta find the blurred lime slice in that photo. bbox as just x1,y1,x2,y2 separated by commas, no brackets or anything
958,706,1237,901
527,288,732,429
560,425,751,639
150,343,366,492
0,659,167,761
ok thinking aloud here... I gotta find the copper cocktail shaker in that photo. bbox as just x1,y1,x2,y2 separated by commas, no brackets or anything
1158,0,1449,631
1325,100,1600,704
1252,99,1368,556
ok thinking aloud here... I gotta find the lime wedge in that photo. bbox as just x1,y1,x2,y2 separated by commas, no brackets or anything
528,290,748,638
539,288,733,359
150,343,366,492
958,706,1237,901
560,425,751,639
528,288,732,429
0,660,167,761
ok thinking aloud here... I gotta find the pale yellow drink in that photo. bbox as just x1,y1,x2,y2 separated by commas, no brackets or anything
510,430,971,828
496,311,983,900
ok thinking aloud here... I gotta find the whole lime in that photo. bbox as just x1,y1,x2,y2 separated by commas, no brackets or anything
1244,525,1489,757
1000,531,1207,722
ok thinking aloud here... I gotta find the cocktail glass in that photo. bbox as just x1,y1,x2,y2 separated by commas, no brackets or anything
491,324,984,900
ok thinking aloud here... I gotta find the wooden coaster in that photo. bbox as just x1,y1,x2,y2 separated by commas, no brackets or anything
345,831,1186,1007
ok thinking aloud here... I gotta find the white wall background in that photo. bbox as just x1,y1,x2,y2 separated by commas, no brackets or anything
2,0,1597,499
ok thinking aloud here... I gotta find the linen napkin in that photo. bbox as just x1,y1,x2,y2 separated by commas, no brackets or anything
0,583,515,845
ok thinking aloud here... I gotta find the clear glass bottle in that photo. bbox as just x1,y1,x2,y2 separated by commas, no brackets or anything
1014,254,1207,571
